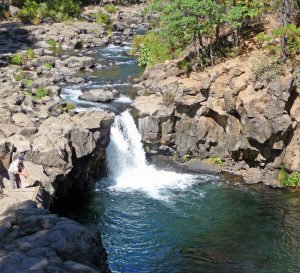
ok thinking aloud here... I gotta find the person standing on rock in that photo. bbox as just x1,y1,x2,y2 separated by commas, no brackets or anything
8,156,29,189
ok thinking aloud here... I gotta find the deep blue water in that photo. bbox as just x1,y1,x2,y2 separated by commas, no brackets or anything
69,174,300,273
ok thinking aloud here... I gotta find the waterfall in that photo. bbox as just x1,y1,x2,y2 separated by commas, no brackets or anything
106,110,147,178
104,110,202,201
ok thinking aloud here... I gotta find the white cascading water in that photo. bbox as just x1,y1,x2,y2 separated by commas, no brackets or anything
106,110,201,201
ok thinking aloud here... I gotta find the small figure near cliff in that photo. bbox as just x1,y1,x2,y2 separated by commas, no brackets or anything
8,156,29,189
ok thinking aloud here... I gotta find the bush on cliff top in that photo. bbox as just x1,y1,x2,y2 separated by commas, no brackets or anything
132,32,177,67
104,3,117,14
251,54,285,82
18,0,82,23
97,9,110,24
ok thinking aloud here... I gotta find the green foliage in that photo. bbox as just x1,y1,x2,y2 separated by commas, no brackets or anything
134,32,173,67
18,0,38,23
97,9,110,24
147,0,263,68
9,54,23,65
47,39,56,47
106,29,113,36
293,68,300,89
278,165,300,187
203,157,224,166
142,90,150,96
163,90,175,106
224,1,261,30
182,154,191,161
14,75,21,81
178,58,190,70
66,102,76,112
24,79,32,85
251,54,285,81
26,48,35,59
273,24,300,58
104,3,116,14
257,24,300,59
278,165,288,186
212,158,224,166
34,87,48,99
43,62,53,69
19,0,81,23
287,172,300,187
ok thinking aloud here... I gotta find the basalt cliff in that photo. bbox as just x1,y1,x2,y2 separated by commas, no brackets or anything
133,58,299,186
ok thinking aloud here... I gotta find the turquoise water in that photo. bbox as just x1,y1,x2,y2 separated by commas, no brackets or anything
59,34,300,273
69,175,300,273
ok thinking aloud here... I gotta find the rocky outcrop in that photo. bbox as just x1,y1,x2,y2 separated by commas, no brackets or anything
79,89,118,103
133,59,298,186
0,202,109,273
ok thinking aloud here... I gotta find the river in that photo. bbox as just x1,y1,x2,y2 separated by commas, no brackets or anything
61,34,300,273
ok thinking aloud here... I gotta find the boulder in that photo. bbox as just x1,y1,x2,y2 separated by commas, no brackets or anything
0,208,109,272
63,56,95,70
78,89,114,103
114,21,130,31
9,5,19,17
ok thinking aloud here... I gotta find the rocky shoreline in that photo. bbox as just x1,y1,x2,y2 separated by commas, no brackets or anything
0,3,152,272
132,58,299,187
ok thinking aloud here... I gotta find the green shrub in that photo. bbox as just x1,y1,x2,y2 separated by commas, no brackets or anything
26,48,35,59
97,9,110,24
43,62,53,69
24,79,32,85
163,90,175,106
142,90,149,96
203,157,225,166
18,0,38,23
37,0,81,22
293,68,300,89
66,102,76,112
178,58,190,70
9,54,23,65
182,154,191,161
14,75,21,81
212,158,225,166
278,165,288,186
287,172,300,187
34,87,48,98
48,39,56,47
106,29,113,36
104,3,116,14
251,54,285,82
136,33,174,67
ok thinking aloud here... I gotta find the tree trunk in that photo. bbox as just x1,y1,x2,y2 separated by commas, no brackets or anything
237,25,241,46
216,25,220,40
281,0,288,63
198,32,206,63
193,34,202,67
210,37,214,66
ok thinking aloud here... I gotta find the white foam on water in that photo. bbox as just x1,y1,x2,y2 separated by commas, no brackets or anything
91,83,131,88
105,110,201,201
61,86,117,112
114,95,132,103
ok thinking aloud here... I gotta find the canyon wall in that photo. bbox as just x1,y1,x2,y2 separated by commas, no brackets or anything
133,59,299,186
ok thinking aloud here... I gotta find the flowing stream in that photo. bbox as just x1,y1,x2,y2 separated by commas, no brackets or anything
61,37,300,273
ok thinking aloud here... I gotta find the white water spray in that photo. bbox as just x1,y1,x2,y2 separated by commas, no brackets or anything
105,110,202,201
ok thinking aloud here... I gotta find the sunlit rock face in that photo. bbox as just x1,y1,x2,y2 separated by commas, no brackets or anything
133,59,298,186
